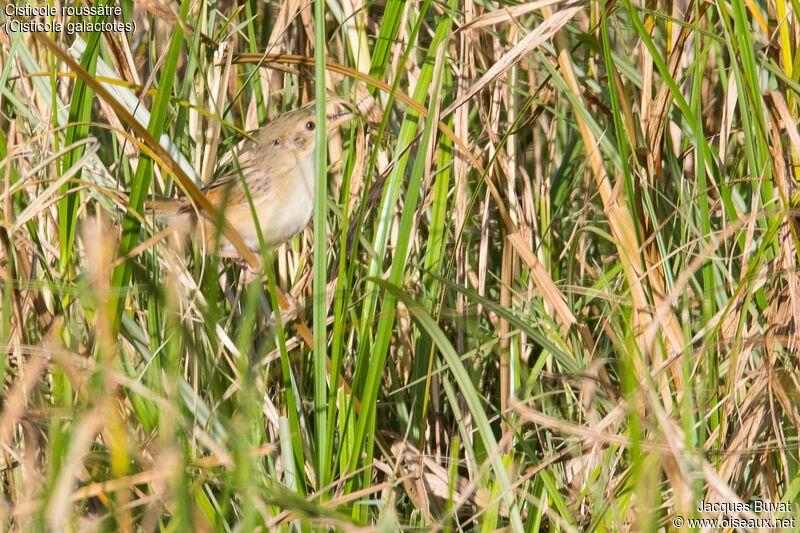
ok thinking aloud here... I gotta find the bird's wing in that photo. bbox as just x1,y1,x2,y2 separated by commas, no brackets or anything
198,137,297,210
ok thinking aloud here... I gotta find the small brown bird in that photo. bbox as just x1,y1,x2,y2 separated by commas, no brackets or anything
155,101,351,254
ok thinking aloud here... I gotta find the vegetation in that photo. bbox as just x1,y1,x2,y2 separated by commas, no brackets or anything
1,0,799,530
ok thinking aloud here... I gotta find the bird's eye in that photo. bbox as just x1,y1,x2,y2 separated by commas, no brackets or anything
305,121,315,131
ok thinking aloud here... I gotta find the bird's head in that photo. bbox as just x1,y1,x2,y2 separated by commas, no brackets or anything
257,101,352,162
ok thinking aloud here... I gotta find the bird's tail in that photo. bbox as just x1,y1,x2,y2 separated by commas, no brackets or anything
146,197,196,236
146,196,182,213
108,191,195,235
146,196,184,218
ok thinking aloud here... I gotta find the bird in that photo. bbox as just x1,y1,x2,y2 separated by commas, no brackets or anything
152,101,352,255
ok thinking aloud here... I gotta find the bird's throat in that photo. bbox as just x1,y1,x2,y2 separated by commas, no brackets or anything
298,156,316,200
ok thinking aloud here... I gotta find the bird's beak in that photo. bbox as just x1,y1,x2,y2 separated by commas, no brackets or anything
327,111,353,130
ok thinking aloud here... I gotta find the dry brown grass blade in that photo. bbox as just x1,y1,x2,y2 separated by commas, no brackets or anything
46,408,105,529
499,240,513,447
770,92,800,160
391,440,504,519
633,5,704,387
199,41,235,186
0,124,26,346
442,1,584,118
458,0,569,31
10,142,100,233
133,0,177,23
541,3,671,381
771,93,800,234
542,12,694,512
700,462,761,521
0,230,29,345
508,232,576,333
639,235,686,377
0,349,47,450
10,444,276,517
647,217,751,358
507,232,609,398
513,399,672,451
643,4,701,180
766,92,800,311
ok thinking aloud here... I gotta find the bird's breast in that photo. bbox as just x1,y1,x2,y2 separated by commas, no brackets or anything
258,159,316,246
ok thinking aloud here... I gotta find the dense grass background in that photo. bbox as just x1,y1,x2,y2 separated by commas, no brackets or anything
1,0,800,530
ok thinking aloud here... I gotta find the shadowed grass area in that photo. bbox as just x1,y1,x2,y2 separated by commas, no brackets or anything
1,0,800,530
